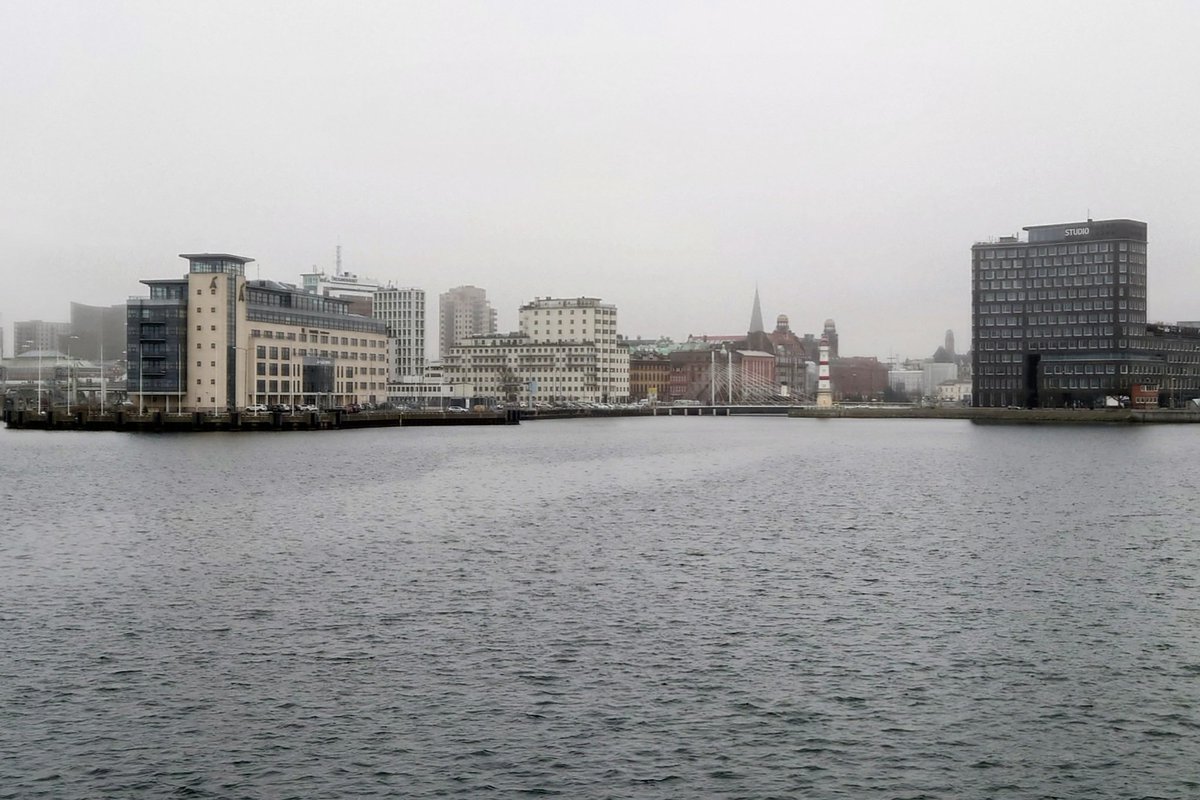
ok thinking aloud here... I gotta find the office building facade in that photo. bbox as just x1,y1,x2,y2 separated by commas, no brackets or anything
971,219,1161,408
374,287,426,382
127,253,387,412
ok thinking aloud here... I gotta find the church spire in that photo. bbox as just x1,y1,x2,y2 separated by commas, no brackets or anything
748,286,765,333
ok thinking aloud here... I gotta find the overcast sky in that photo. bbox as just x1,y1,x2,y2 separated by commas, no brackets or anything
3,0,1200,360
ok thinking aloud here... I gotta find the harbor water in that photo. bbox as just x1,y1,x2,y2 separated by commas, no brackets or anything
1,417,1198,798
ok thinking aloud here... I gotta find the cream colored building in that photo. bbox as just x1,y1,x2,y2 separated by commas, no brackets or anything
442,297,629,404
127,254,388,412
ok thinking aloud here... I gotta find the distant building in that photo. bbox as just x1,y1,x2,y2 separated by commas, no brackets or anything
374,287,426,381
830,356,887,401
0,350,104,408
937,380,972,404
922,362,958,395
442,296,629,404
301,264,382,317
14,320,71,355
439,285,496,358
69,302,126,362
127,253,387,412
889,368,923,397
629,353,671,402
667,341,777,403
822,319,839,359
766,314,812,398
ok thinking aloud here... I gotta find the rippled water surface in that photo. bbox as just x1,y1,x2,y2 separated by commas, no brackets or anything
2,417,1199,798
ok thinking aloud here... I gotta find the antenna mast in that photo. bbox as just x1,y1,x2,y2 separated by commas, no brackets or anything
336,242,342,276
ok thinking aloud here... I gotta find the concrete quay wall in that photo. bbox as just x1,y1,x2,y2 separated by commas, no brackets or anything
787,406,1200,424
3,408,519,432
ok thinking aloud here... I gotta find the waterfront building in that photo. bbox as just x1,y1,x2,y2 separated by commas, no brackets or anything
385,361,467,408
970,218,1180,408
374,287,426,382
442,296,629,404
937,380,972,405
127,253,387,412
439,285,496,358
0,350,103,408
629,353,672,402
14,320,71,355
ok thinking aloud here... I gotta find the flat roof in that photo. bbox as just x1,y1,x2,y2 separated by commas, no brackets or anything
178,253,255,264
1022,218,1144,232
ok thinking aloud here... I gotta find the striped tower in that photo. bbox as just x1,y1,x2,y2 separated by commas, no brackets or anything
816,336,833,408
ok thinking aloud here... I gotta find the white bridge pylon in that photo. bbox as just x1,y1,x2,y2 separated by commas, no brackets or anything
702,361,810,405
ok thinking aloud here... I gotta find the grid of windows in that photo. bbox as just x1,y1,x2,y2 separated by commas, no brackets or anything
971,223,1151,408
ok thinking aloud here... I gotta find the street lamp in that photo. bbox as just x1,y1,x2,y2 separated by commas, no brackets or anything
24,339,42,414
65,335,79,411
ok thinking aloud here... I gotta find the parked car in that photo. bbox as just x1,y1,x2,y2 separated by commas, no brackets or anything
269,403,292,413
446,405,469,413
245,404,268,414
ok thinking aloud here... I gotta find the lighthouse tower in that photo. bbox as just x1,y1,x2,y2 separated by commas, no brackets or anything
816,336,833,408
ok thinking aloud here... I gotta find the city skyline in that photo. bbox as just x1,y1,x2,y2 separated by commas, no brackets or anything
4,2,1200,360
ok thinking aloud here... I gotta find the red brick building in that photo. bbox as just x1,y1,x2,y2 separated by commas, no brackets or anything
629,354,672,401
831,357,888,401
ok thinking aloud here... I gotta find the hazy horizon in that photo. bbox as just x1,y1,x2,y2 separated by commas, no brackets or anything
4,1,1200,361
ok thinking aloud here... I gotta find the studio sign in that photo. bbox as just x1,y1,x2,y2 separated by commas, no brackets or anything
1064,227,1091,237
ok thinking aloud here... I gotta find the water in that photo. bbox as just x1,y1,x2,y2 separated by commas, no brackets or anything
1,417,1198,798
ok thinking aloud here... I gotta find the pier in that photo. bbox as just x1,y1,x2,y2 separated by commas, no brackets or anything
3,407,521,432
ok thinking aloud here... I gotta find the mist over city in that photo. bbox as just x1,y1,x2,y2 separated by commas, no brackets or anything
6,5,1200,800
4,1,1200,362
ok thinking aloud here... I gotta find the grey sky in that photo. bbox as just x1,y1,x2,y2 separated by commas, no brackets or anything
3,1,1199,360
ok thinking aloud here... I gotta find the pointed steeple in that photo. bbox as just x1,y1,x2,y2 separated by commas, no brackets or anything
748,286,765,333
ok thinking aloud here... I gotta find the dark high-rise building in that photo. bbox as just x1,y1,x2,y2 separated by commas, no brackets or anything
971,218,1172,408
